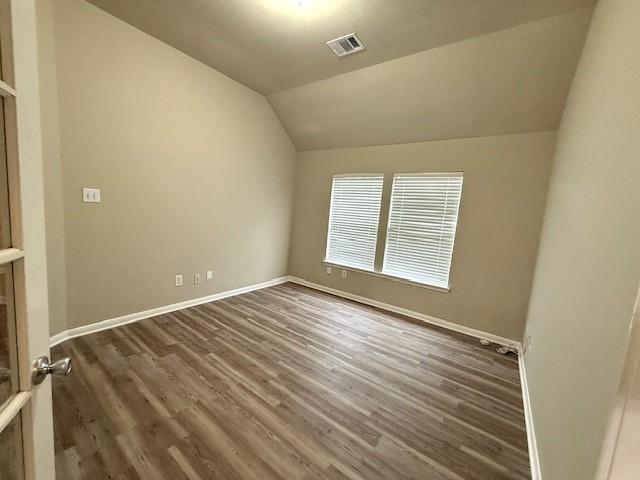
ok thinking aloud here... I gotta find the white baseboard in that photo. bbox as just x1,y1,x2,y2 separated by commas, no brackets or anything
288,276,521,349
49,276,290,347
51,274,520,350
518,352,542,480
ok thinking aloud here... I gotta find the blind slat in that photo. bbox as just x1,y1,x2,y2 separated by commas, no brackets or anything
325,175,383,271
383,174,463,288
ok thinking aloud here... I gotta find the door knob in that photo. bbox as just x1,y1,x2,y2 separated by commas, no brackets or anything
32,356,73,385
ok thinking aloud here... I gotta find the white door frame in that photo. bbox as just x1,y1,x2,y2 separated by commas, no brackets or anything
597,283,640,479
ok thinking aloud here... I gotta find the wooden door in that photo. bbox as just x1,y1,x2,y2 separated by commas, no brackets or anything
0,1,56,479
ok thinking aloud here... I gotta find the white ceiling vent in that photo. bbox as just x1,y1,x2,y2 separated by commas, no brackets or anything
326,33,365,57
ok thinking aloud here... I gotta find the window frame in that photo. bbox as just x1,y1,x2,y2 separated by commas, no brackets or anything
323,173,384,272
323,171,464,293
381,172,463,290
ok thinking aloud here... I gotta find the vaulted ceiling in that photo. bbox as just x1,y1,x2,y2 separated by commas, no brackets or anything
269,7,593,150
87,0,595,150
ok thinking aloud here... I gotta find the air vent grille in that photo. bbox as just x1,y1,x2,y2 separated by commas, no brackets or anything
327,33,365,57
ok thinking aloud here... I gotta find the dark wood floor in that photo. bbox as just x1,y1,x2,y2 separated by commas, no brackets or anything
52,282,530,480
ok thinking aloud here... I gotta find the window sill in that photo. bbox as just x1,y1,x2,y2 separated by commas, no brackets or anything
323,261,451,294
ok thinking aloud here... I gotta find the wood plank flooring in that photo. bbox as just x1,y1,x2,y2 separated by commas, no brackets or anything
52,282,530,480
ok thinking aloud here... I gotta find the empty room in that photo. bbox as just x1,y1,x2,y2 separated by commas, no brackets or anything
0,0,639,479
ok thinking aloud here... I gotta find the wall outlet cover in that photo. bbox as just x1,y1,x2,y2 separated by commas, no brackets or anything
206,270,213,281
326,266,332,275
175,274,183,287
82,187,101,203
194,273,201,284
341,270,347,278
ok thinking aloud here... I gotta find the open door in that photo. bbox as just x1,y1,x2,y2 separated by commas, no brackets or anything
0,1,58,479
597,284,640,480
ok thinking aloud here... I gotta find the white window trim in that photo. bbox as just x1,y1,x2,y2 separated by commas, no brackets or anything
381,171,462,290
323,261,451,293
323,171,463,294
324,173,384,271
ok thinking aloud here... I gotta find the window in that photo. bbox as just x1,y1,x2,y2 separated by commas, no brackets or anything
324,172,463,291
383,173,463,289
325,175,384,271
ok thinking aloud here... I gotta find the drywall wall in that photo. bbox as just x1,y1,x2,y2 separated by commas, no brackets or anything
38,0,296,332
268,8,592,150
289,132,555,341
36,0,67,336
522,0,640,478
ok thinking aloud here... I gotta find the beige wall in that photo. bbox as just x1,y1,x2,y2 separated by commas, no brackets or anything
38,0,296,333
268,8,592,151
37,0,67,336
522,0,640,478
289,132,555,341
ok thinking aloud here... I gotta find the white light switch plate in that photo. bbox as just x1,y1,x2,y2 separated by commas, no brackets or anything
82,188,101,203
206,270,213,281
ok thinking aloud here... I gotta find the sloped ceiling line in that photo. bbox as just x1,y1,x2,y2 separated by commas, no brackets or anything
267,7,594,150
86,0,594,150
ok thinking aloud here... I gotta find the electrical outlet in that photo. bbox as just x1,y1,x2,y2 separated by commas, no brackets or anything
341,270,347,278
326,266,332,275
175,274,183,287
206,270,213,281
82,187,101,203
194,273,201,285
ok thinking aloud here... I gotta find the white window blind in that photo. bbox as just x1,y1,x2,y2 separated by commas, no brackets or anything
325,175,384,271
383,173,463,289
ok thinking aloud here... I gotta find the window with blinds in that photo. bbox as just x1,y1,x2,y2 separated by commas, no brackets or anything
383,173,463,289
325,175,384,271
